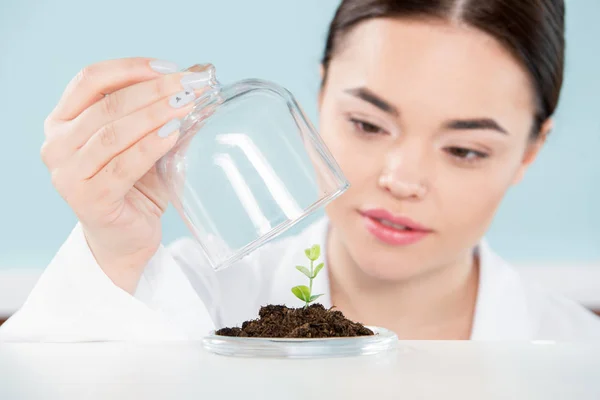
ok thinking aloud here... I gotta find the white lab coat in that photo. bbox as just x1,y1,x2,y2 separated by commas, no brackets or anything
1,217,599,341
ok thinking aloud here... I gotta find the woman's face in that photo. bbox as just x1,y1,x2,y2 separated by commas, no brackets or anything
318,18,547,281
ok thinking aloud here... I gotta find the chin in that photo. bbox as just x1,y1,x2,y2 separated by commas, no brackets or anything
352,242,434,282
343,224,436,282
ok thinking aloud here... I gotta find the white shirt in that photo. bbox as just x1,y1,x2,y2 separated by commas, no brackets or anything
1,217,599,341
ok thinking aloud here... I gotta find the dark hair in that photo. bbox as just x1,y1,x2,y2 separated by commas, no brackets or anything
321,0,566,136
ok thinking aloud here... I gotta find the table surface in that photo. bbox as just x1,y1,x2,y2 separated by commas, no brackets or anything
1,340,599,399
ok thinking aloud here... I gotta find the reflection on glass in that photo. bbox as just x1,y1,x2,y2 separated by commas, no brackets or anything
216,133,303,221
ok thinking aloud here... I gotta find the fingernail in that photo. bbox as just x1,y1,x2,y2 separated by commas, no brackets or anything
150,60,179,74
180,72,211,90
158,119,181,138
169,90,195,108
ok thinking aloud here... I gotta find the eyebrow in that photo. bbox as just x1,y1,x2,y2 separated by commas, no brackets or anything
345,87,508,135
445,119,508,135
344,87,399,116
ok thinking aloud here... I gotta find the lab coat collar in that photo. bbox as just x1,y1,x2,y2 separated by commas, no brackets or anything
300,217,534,340
470,240,534,340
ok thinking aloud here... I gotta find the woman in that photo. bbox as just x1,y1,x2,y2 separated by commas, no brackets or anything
2,0,599,341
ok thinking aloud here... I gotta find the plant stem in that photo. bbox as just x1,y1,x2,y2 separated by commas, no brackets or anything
309,259,314,294
307,259,314,308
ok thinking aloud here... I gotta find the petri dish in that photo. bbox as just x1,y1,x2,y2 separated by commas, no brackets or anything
201,326,398,358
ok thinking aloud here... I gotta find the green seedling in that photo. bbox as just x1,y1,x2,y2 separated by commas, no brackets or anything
292,244,325,308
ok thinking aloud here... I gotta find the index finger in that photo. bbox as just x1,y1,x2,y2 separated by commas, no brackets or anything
50,57,179,121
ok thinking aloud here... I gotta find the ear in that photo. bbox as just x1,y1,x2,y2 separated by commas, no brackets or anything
512,118,553,185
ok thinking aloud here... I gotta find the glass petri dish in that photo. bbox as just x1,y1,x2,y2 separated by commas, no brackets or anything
201,326,398,358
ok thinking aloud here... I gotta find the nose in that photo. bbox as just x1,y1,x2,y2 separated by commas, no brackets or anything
378,149,428,200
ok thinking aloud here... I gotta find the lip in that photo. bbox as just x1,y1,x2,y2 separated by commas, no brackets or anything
360,208,431,231
359,208,432,246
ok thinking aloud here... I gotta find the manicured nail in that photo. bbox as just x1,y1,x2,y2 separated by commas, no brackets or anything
169,90,195,108
180,72,211,90
158,119,181,138
150,60,179,74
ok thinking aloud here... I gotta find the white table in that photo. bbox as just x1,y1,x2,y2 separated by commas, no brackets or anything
1,340,599,399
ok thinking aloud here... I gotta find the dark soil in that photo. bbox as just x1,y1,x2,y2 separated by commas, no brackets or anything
215,303,374,338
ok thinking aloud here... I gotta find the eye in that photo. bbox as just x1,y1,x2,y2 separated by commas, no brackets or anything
349,118,385,135
446,147,489,162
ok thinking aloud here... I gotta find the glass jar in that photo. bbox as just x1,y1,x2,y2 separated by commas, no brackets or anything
157,64,349,271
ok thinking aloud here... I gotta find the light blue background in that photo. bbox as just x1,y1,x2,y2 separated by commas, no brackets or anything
0,0,597,269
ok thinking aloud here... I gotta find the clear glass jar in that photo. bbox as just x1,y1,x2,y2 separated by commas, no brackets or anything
157,64,349,271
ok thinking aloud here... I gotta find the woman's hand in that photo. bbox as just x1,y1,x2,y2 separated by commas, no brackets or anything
41,57,208,294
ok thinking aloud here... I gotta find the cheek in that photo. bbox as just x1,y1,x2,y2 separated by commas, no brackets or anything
318,112,381,191
437,154,523,238
318,111,386,227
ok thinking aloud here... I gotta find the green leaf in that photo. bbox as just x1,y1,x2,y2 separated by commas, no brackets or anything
295,265,312,278
310,244,321,260
312,262,324,278
291,285,311,302
309,294,323,302
304,249,312,259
